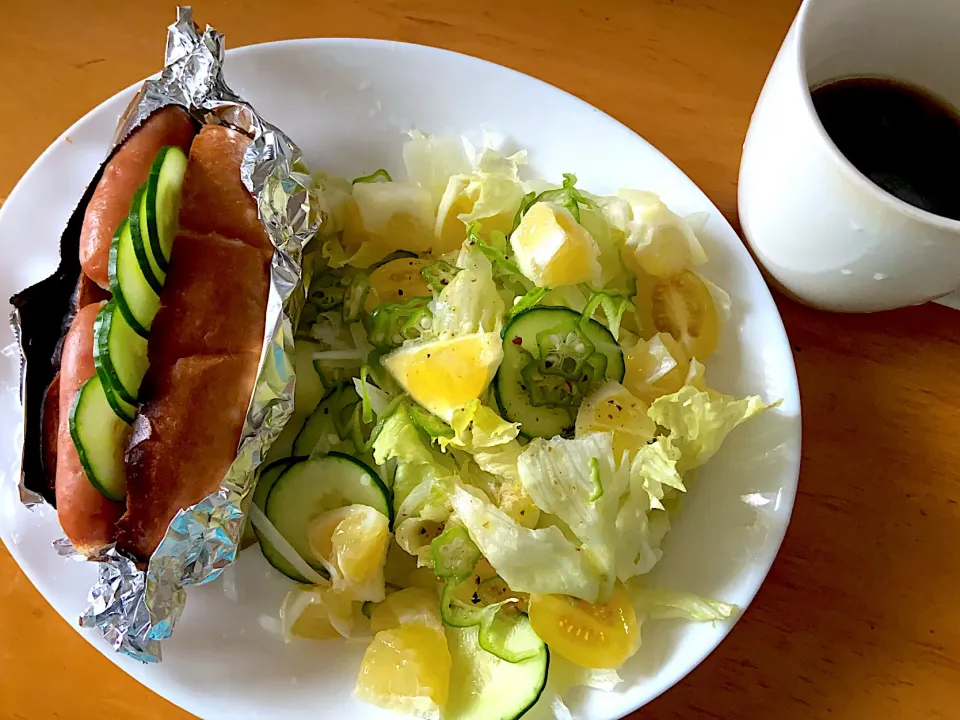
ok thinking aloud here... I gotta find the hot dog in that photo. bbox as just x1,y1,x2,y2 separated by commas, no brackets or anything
113,125,272,560
79,106,195,290
53,118,272,560
55,303,125,554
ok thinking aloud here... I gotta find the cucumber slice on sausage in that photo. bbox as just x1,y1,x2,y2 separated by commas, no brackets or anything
131,184,166,294
69,375,129,501
145,146,188,272
93,300,148,406
99,369,136,424
108,217,160,338
495,307,624,439
263,453,392,577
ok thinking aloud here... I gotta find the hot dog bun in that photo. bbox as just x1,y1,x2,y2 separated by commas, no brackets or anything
55,302,124,553
176,125,273,254
115,125,271,560
79,107,196,289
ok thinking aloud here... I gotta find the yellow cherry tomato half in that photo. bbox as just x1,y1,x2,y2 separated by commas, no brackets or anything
650,270,718,360
366,257,432,311
528,583,638,669
623,331,689,404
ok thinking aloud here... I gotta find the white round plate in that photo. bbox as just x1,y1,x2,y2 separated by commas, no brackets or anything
0,39,800,720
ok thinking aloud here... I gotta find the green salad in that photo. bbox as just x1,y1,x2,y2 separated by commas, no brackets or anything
247,131,774,720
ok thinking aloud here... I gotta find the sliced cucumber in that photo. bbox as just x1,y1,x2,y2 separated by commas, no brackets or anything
254,457,301,514
495,307,624,439
109,217,160,338
446,618,549,720
253,457,307,583
100,373,136,424
130,184,165,294
294,340,326,416
264,411,307,464
93,300,148,406
293,385,359,456
145,146,188,272
264,453,392,575
69,375,129,502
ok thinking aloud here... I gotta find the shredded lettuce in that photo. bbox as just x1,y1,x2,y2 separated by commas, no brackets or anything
372,404,446,469
402,131,471,205
517,433,626,599
353,370,391,421
309,171,356,238
353,181,435,254
430,246,505,337
648,386,775,472
421,259,462,294
393,459,437,511
685,358,707,390
580,288,634,341
353,168,392,184
446,148,525,236
465,223,523,278
577,195,628,288
447,481,601,601
453,445,541,530
630,436,685,510
631,587,739,622
446,399,519,451
507,286,548,320
613,437,684,580
471,440,523,486
518,173,596,224
613,477,664,579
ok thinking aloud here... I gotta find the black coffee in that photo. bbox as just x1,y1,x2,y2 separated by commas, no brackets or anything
811,77,960,221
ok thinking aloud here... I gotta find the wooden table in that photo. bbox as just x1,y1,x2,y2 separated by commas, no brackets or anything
3,1,959,718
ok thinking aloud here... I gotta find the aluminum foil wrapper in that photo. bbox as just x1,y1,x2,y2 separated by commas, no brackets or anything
10,7,318,661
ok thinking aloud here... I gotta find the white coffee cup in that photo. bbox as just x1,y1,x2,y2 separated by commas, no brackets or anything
738,0,960,312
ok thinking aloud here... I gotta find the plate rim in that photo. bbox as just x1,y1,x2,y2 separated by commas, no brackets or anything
0,35,802,720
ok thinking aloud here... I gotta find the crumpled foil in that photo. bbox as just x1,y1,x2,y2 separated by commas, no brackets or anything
10,7,318,661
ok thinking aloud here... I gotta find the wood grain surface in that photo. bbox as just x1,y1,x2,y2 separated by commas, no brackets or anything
3,1,959,719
